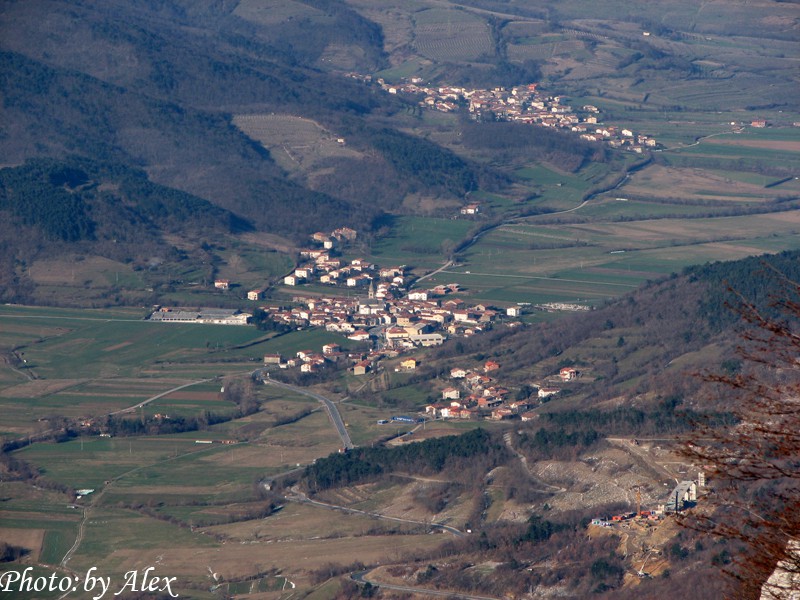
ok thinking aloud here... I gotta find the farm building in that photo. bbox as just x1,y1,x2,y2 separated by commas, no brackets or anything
149,308,250,326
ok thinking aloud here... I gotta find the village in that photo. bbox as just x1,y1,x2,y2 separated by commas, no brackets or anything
148,227,710,534
347,73,660,153
254,219,587,424
147,223,587,424
256,226,527,382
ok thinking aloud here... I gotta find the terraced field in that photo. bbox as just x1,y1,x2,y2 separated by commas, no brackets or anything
412,8,493,62
232,114,362,177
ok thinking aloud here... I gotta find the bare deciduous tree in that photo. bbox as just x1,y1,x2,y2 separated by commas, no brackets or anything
681,272,800,599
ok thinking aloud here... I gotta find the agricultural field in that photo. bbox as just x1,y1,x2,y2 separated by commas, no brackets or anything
4,391,457,598
232,114,363,178
22,245,289,309
233,0,325,27
0,297,510,597
213,242,294,290
367,215,475,271
412,8,494,63
0,306,376,440
0,307,462,596
2,1,800,597
422,204,800,307
610,164,798,205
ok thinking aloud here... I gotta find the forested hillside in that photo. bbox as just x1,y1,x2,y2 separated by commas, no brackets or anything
433,250,800,415
0,0,495,246
284,251,800,598
0,47,370,239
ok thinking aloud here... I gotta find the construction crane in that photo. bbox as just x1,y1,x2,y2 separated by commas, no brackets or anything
631,485,642,517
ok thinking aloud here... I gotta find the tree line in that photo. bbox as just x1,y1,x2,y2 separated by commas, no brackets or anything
303,428,508,492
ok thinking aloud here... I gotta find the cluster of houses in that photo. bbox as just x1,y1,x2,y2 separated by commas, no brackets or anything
282,227,380,289
259,227,530,355
359,75,659,153
262,288,515,351
264,341,363,374
424,363,581,422
265,340,421,376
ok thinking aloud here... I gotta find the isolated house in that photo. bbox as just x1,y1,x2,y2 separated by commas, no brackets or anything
560,367,579,381
400,358,417,370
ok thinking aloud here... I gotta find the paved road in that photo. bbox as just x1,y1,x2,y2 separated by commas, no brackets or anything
414,259,454,286
435,269,638,288
352,570,501,600
260,374,353,449
411,192,599,289
109,378,215,416
286,487,464,537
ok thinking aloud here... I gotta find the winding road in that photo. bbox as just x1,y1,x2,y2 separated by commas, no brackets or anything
503,432,566,494
109,378,215,416
285,487,464,537
260,374,353,450
411,177,616,290
352,570,502,600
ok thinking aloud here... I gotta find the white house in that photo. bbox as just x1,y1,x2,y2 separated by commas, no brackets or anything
442,387,461,400
284,275,304,286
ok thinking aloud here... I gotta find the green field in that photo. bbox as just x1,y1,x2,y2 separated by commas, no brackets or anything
423,203,800,306
368,215,475,270
2,2,800,596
